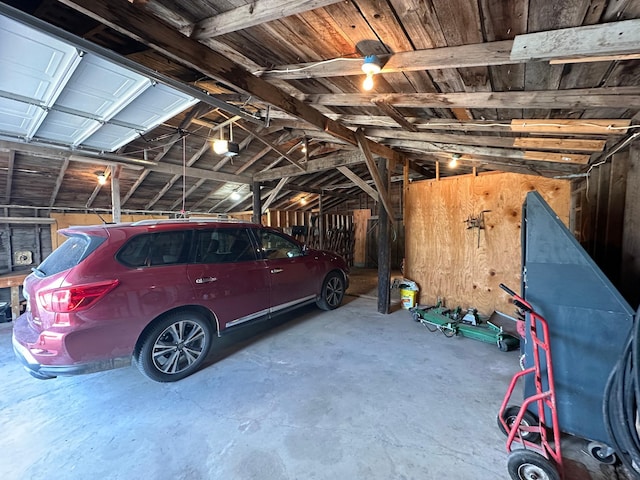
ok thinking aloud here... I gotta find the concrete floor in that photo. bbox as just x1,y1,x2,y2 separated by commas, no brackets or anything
0,270,630,479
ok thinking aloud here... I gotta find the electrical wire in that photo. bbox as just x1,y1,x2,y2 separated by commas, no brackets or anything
603,306,640,478
585,131,640,199
255,57,362,75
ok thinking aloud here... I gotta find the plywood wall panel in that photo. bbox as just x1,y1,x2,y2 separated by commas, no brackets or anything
49,213,168,249
353,209,371,267
405,172,570,316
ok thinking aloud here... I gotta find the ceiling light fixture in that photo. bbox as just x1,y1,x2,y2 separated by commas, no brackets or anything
361,55,382,91
230,191,241,201
96,172,107,185
449,153,461,168
213,122,239,156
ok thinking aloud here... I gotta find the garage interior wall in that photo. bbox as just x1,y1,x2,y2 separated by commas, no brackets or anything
49,213,170,249
621,145,640,308
404,171,571,316
572,144,640,309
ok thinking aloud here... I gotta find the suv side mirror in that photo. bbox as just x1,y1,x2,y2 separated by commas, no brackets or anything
302,244,309,255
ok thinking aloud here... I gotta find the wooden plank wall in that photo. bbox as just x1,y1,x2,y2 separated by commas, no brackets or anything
353,209,371,267
573,147,637,307
621,146,640,308
405,172,570,316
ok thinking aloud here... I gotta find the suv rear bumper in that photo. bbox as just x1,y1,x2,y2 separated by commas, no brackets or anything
12,334,131,380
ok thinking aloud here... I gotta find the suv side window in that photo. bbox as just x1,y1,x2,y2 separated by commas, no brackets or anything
194,228,257,264
260,231,303,259
117,230,190,267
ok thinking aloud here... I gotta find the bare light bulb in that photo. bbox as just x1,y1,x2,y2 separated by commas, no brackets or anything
230,191,241,201
97,173,107,185
363,73,374,91
213,139,228,155
449,158,458,168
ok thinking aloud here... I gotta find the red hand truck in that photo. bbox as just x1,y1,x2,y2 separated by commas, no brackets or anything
497,283,563,480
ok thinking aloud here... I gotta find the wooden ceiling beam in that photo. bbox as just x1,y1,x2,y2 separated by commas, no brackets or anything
261,181,355,200
254,149,365,182
511,19,640,62
257,40,516,79
265,113,632,136
363,128,606,152
191,0,344,40
58,0,401,164
383,139,591,164
510,119,632,135
304,87,640,110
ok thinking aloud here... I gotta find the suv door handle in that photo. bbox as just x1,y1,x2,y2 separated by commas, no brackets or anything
270,268,283,274
195,277,217,284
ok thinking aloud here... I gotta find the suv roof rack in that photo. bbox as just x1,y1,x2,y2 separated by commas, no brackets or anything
131,216,248,227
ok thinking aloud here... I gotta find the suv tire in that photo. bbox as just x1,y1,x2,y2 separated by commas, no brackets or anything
135,311,213,382
316,271,345,311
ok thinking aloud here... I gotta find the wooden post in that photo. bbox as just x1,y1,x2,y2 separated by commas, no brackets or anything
319,193,325,250
110,165,121,223
435,161,440,180
403,162,409,226
377,158,391,314
252,181,262,224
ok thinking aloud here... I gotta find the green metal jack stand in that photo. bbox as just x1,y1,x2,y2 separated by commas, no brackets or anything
410,305,520,352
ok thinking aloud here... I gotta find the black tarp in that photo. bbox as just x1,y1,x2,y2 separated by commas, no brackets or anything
522,191,634,444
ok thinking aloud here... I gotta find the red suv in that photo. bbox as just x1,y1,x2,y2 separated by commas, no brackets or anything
12,219,349,382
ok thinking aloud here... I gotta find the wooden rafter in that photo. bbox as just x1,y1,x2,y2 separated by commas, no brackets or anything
355,129,394,222
303,87,640,110
49,157,69,208
262,177,289,213
337,166,378,201
373,100,418,132
58,0,402,164
85,166,109,209
191,0,343,40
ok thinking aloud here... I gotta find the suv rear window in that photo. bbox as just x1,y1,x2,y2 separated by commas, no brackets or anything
35,233,105,277
117,230,190,267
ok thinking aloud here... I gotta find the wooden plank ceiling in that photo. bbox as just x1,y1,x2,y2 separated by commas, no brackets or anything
0,0,639,216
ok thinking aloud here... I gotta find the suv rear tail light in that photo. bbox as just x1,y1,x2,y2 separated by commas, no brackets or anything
38,280,120,313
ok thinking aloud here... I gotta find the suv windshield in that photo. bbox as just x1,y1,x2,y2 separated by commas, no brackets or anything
35,233,105,277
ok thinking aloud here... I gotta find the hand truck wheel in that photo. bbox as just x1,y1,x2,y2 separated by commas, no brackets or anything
587,441,618,465
507,450,560,480
498,405,541,443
